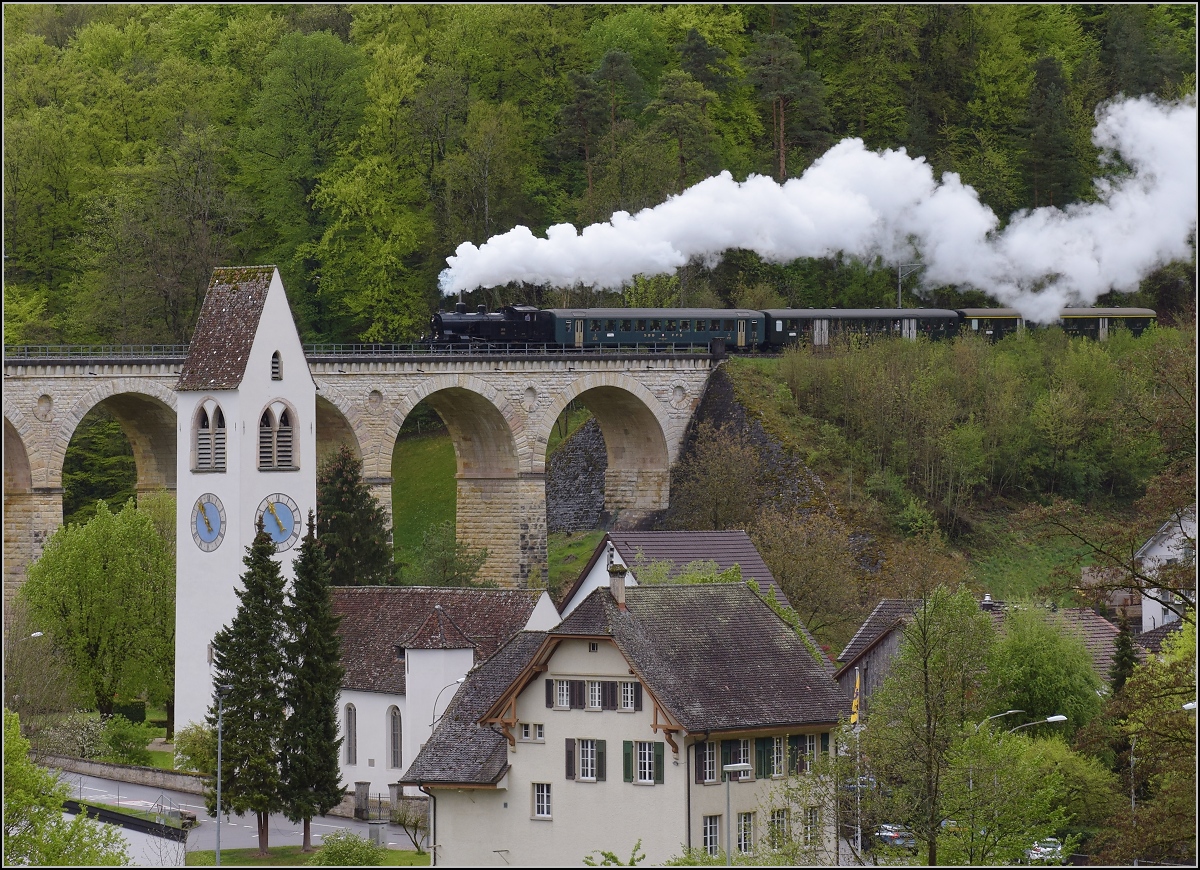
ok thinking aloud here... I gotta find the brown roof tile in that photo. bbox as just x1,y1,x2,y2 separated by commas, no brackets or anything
1134,619,1183,654
1053,607,1146,677
177,267,276,391
330,587,542,694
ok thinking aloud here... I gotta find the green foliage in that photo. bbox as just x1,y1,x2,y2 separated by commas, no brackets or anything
405,520,490,587
1109,611,1138,693
986,604,1103,738
583,838,645,866
4,709,131,866
21,499,174,715
205,527,288,851
391,425,456,569
317,445,395,586
34,711,107,760
628,556,742,587
100,714,154,766
306,830,383,866
61,407,136,528
280,515,347,842
173,722,216,775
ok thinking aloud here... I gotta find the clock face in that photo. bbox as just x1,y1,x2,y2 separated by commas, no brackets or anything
256,493,301,552
191,494,226,552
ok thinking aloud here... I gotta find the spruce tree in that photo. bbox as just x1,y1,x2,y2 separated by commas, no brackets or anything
280,513,346,852
1110,610,1139,693
316,445,394,585
206,523,287,856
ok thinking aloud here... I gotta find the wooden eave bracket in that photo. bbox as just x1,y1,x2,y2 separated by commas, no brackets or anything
652,700,681,753
486,696,520,747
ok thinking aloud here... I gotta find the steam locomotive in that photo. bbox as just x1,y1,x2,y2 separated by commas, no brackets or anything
429,302,1156,351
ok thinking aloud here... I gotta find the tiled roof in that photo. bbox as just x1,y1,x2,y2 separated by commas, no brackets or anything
1134,619,1183,654
330,587,542,694
837,599,918,665
401,631,547,785
560,530,791,610
608,585,850,732
177,267,275,390
1054,607,1147,676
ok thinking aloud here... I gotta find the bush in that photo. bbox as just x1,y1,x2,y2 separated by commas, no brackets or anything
111,701,146,724
307,830,383,866
101,714,154,766
35,712,106,759
173,722,216,774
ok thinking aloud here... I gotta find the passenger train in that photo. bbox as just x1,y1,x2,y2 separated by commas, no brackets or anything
429,303,1156,352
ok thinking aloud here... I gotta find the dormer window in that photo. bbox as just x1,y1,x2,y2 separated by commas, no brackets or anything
195,403,226,471
259,404,297,470
271,351,282,380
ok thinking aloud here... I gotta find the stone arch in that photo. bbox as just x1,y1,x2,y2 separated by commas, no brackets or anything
537,374,672,528
315,393,363,466
4,403,38,611
386,375,522,479
53,380,178,495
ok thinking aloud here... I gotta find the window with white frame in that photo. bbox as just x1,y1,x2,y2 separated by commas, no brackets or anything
737,738,752,780
521,723,531,741
535,723,544,740
797,733,817,772
700,741,716,783
556,679,570,709
520,723,545,742
771,736,786,778
578,739,597,781
703,815,721,856
804,807,819,845
637,741,655,783
588,680,602,710
738,812,755,853
533,783,552,819
770,808,790,847
620,681,636,711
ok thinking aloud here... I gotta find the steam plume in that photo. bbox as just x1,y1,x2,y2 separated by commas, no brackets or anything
440,95,1197,323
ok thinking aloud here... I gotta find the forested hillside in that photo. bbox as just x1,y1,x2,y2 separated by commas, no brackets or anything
5,4,1195,346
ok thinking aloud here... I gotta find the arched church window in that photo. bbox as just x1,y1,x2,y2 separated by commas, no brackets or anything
271,351,283,381
388,706,402,769
258,403,298,470
345,704,357,765
276,410,293,467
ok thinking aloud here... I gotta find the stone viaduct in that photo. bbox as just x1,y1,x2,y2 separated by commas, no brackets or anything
3,346,714,603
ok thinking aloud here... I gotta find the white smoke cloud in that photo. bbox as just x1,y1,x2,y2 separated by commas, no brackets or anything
440,95,1197,323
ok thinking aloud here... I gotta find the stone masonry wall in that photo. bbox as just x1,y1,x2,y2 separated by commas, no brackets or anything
546,419,606,533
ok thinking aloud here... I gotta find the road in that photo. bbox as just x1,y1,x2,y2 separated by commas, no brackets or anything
53,769,427,854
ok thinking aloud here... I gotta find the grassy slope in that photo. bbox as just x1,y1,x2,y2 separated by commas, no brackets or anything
721,357,1090,602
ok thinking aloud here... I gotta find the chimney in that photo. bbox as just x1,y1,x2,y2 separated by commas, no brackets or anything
608,548,628,610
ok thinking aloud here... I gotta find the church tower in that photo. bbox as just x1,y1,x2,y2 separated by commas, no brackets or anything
174,267,316,731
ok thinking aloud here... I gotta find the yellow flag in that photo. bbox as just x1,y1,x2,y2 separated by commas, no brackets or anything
850,666,861,725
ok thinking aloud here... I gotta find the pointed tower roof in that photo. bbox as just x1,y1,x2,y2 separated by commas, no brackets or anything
177,266,277,391
402,604,476,650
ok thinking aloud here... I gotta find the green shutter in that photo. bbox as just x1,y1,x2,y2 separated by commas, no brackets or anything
721,740,733,781
623,740,633,782
654,742,665,784
755,738,768,779
597,740,606,781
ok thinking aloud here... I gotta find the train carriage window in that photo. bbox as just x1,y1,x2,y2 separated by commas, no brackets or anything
724,319,734,330
666,319,677,330
606,320,616,331
590,320,602,332
649,319,661,330
776,320,783,331
621,320,632,331
636,319,646,330
681,320,690,330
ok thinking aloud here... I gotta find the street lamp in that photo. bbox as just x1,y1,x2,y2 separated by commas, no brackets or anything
1008,714,1067,734
975,710,1024,732
1184,701,1197,711
214,684,232,867
430,678,465,730
723,762,752,866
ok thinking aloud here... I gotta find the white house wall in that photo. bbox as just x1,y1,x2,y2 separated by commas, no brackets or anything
1138,510,1197,633
405,647,475,794
560,551,635,617
338,688,408,795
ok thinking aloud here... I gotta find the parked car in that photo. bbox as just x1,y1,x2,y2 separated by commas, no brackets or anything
1026,838,1063,864
875,824,916,849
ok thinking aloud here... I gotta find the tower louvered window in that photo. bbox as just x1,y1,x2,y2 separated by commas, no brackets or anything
271,351,282,380
259,411,275,468
196,406,227,471
275,410,293,467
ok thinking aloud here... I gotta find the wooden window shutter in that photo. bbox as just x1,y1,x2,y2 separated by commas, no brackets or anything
755,738,768,779
565,738,575,780
788,735,801,774
653,742,665,784
602,681,618,710
570,680,585,709
821,732,830,754
721,740,733,781
633,682,643,711
623,741,634,782
694,744,705,784
596,740,606,781
545,679,554,708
